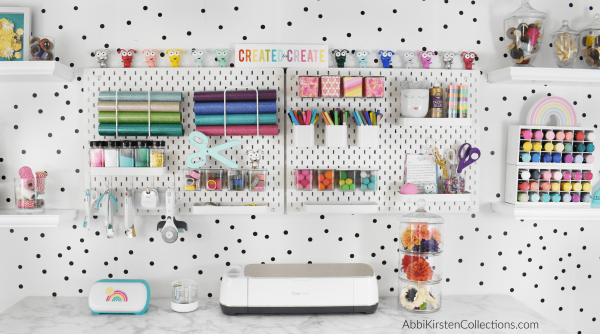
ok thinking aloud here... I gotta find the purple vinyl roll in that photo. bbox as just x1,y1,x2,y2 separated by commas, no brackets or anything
194,101,277,115
193,90,277,102
195,124,279,136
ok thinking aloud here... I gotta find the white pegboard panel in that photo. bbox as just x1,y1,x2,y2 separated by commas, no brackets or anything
286,68,481,214
82,68,285,215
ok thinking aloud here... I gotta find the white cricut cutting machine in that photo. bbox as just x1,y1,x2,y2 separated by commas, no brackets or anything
220,263,378,315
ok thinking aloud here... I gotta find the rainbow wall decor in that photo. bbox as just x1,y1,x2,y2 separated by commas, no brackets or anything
106,289,128,302
526,96,577,126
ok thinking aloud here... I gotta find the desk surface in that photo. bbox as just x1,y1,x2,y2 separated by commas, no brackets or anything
0,295,567,334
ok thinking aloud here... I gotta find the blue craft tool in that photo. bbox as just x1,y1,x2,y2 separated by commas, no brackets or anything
186,131,241,168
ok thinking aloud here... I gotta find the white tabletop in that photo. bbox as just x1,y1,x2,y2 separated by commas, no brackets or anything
0,295,567,334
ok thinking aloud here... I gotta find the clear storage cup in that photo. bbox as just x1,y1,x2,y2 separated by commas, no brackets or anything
398,279,442,313
317,169,335,191
204,169,224,191
294,169,314,191
399,252,443,283
248,169,267,191
228,169,246,191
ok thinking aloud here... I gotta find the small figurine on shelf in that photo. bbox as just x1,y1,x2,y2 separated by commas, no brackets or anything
142,49,159,68
94,49,111,68
214,49,230,67
441,51,455,69
403,51,416,68
461,51,477,70
378,50,395,68
166,49,183,67
331,49,349,68
418,51,434,69
118,48,136,68
423,182,437,194
191,48,205,67
246,149,264,169
354,50,370,68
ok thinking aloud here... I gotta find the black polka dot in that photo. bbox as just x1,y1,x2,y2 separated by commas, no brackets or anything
318,14,323,18
418,27,423,32
74,6,78,10
322,37,327,41
158,13,162,17
82,35,86,40
260,24,265,29
444,24,448,29
347,33,351,37
201,9,205,13
162,35,166,40
459,11,463,15
41,9,46,13
304,7,308,12
218,25,223,30
287,22,292,26
127,20,131,25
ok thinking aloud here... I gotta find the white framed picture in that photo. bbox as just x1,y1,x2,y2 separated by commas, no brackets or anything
0,7,31,61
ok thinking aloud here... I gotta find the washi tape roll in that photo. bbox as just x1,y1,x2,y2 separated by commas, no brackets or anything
189,170,201,179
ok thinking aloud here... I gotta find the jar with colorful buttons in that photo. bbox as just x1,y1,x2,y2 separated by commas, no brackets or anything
204,169,224,191
317,169,335,191
248,169,267,192
551,20,580,68
337,170,357,191
294,169,314,191
503,0,547,66
579,13,600,69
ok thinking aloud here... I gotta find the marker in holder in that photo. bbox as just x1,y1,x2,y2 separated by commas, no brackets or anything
289,109,317,148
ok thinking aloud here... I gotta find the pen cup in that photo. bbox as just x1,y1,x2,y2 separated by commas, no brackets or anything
325,125,347,147
356,126,379,148
248,169,267,192
293,125,315,148
294,169,314,191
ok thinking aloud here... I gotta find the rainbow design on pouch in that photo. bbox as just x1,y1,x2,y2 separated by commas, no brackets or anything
526,96,577,126
106,288,128,302
343,76,363,97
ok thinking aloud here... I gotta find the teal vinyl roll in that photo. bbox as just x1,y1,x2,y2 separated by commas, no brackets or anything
98,124,183,136
99,91,183,102
194,113,277,126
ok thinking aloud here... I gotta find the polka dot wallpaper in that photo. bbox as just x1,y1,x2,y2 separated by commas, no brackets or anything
0,1,598,332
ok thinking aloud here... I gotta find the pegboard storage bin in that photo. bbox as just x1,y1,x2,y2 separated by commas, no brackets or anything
286,68,481,214
293,125,315,147
356,126,379,148
504,164,593,206
325,125,347,147
507,125,595,168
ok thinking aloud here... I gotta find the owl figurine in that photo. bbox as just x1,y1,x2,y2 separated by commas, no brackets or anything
403,51,416,68
441,51,456,69
354,50,370,68
423,182,437,194
331,49,349,68
378,50,395,68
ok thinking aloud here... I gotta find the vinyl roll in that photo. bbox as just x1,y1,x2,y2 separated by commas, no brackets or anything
98,112,182,124
98,124,183,136
195,124,279,136
193,90,277,102
194,113,276,126
194,101,277,115
99,91,183,102
97,101,181,112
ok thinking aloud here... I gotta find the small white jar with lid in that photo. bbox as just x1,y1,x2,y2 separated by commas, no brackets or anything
171,279,198,312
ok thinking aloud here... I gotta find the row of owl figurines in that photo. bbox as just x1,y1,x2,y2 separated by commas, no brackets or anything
333,49,478,70
92,48,230,68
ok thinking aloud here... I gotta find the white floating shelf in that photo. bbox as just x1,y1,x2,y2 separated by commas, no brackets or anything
492,202,600,220
0,61,74,82
397,192,473,202
90,167,169,176
488,67,600,87
191,204,269,215
397,118,473,126
302,202,379,214
0,209,78,227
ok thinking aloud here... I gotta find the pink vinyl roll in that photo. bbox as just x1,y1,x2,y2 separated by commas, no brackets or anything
195,124,279,136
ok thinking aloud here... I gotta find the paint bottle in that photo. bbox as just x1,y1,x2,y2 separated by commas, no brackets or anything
429,83,443,118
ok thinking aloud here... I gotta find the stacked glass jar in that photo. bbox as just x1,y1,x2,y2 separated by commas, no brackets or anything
397,199,444,313
89,141,166,167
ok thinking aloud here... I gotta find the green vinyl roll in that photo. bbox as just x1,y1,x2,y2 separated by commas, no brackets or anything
98,124,183,136
98,112,182,124
99,91,183,102
194,113,277,126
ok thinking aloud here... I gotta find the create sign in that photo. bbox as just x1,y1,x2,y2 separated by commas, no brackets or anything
235,44,328,68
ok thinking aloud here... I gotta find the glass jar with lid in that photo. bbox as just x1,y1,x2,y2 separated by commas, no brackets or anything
397,199,444,254
579,13,600,69
504,0,547,66
150,141,165,167
551,20,580,68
